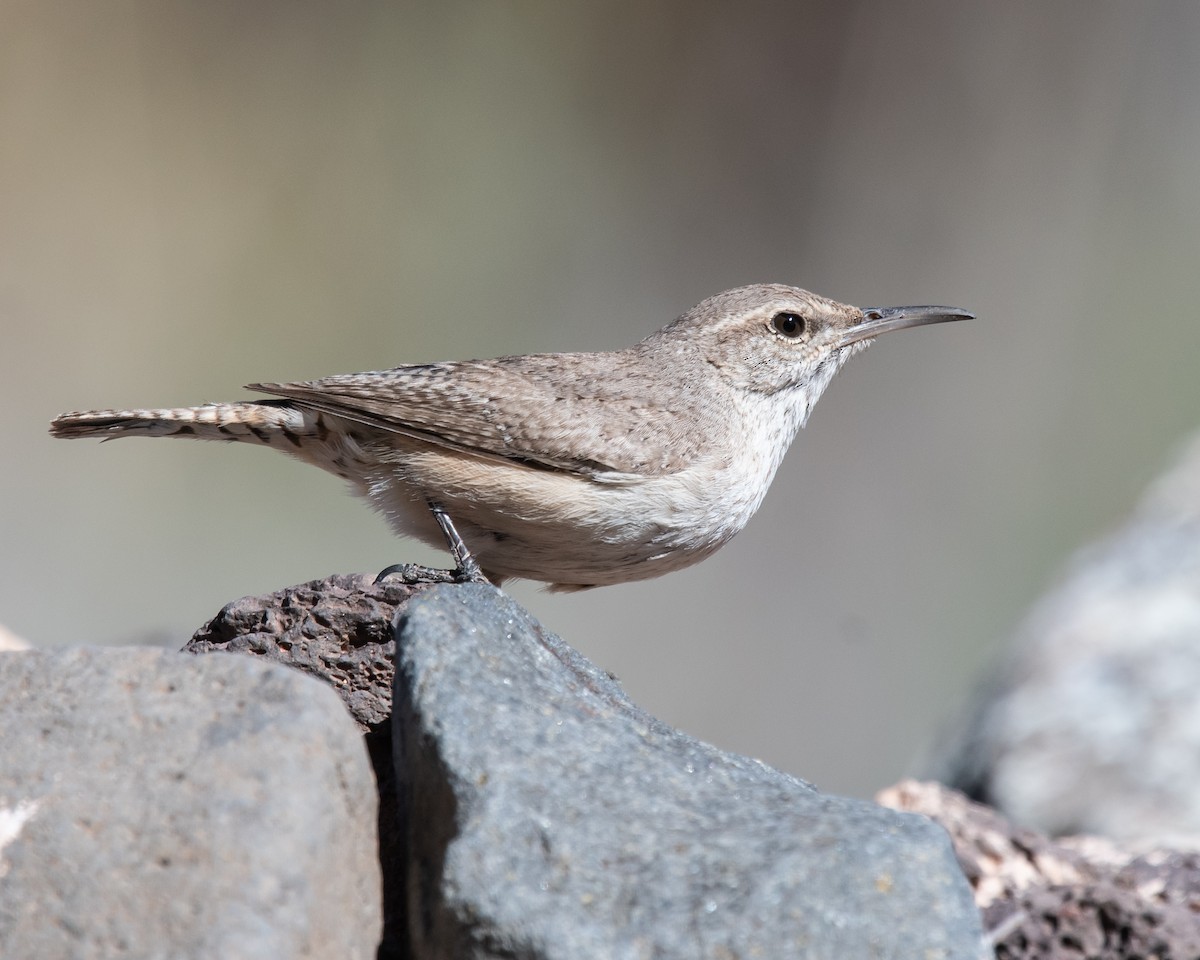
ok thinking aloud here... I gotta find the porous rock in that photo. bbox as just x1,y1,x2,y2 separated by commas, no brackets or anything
393,584,987,960
882,780,1200,959
187,572,422,730
0,647,380,959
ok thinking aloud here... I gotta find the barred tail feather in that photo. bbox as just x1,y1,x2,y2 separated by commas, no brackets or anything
49,401,308,445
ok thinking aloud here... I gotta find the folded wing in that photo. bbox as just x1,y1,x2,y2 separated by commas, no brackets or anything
249,351,709,479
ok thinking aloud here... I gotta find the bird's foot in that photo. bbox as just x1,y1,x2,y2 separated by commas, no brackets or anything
373,561,491,586
375,499,492,586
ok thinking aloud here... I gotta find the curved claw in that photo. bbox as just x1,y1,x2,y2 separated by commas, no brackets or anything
373,501,493,587
374,563,489,585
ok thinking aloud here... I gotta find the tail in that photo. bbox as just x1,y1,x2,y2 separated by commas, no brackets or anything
50,400,312,448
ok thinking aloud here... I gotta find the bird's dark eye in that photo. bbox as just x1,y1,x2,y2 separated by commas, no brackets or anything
772,311,806,338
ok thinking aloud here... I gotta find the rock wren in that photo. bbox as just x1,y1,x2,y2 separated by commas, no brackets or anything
51,284,972,590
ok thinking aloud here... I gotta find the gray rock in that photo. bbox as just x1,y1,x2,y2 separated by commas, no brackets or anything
937,431,1200,847
184,572,419,957
0,647,381,960
393,584,986,960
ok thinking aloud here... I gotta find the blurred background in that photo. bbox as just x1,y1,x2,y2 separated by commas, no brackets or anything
3,1,1199,800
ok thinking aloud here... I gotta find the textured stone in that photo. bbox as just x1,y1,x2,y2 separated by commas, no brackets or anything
393,584,987,960
187,572,422,729
882,780,1200,959
0,647,380,959
937,431,1200,846
184,572,417,958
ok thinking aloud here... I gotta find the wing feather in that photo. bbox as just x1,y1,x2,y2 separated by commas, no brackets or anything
248,351,709,478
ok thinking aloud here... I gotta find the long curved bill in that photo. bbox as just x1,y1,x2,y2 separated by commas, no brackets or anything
838,305,975,348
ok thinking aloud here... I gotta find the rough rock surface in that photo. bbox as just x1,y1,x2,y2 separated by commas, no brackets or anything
0,647,380,960
184,571,419,957
187,572,423,729
882,780,1200,959
936,431,1200,847
393,584,987,960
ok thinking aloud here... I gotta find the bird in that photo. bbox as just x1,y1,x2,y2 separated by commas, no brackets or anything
50,284,972,590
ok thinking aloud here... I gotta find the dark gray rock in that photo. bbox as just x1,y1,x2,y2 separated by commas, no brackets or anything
393,584,987,960
937,431,1200,846
0,647,380,960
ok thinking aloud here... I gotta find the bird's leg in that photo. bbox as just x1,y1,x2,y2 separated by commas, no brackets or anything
375,499,492,586
427,500,488,582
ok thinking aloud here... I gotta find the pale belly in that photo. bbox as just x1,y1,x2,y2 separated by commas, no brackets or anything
357,443,777,589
